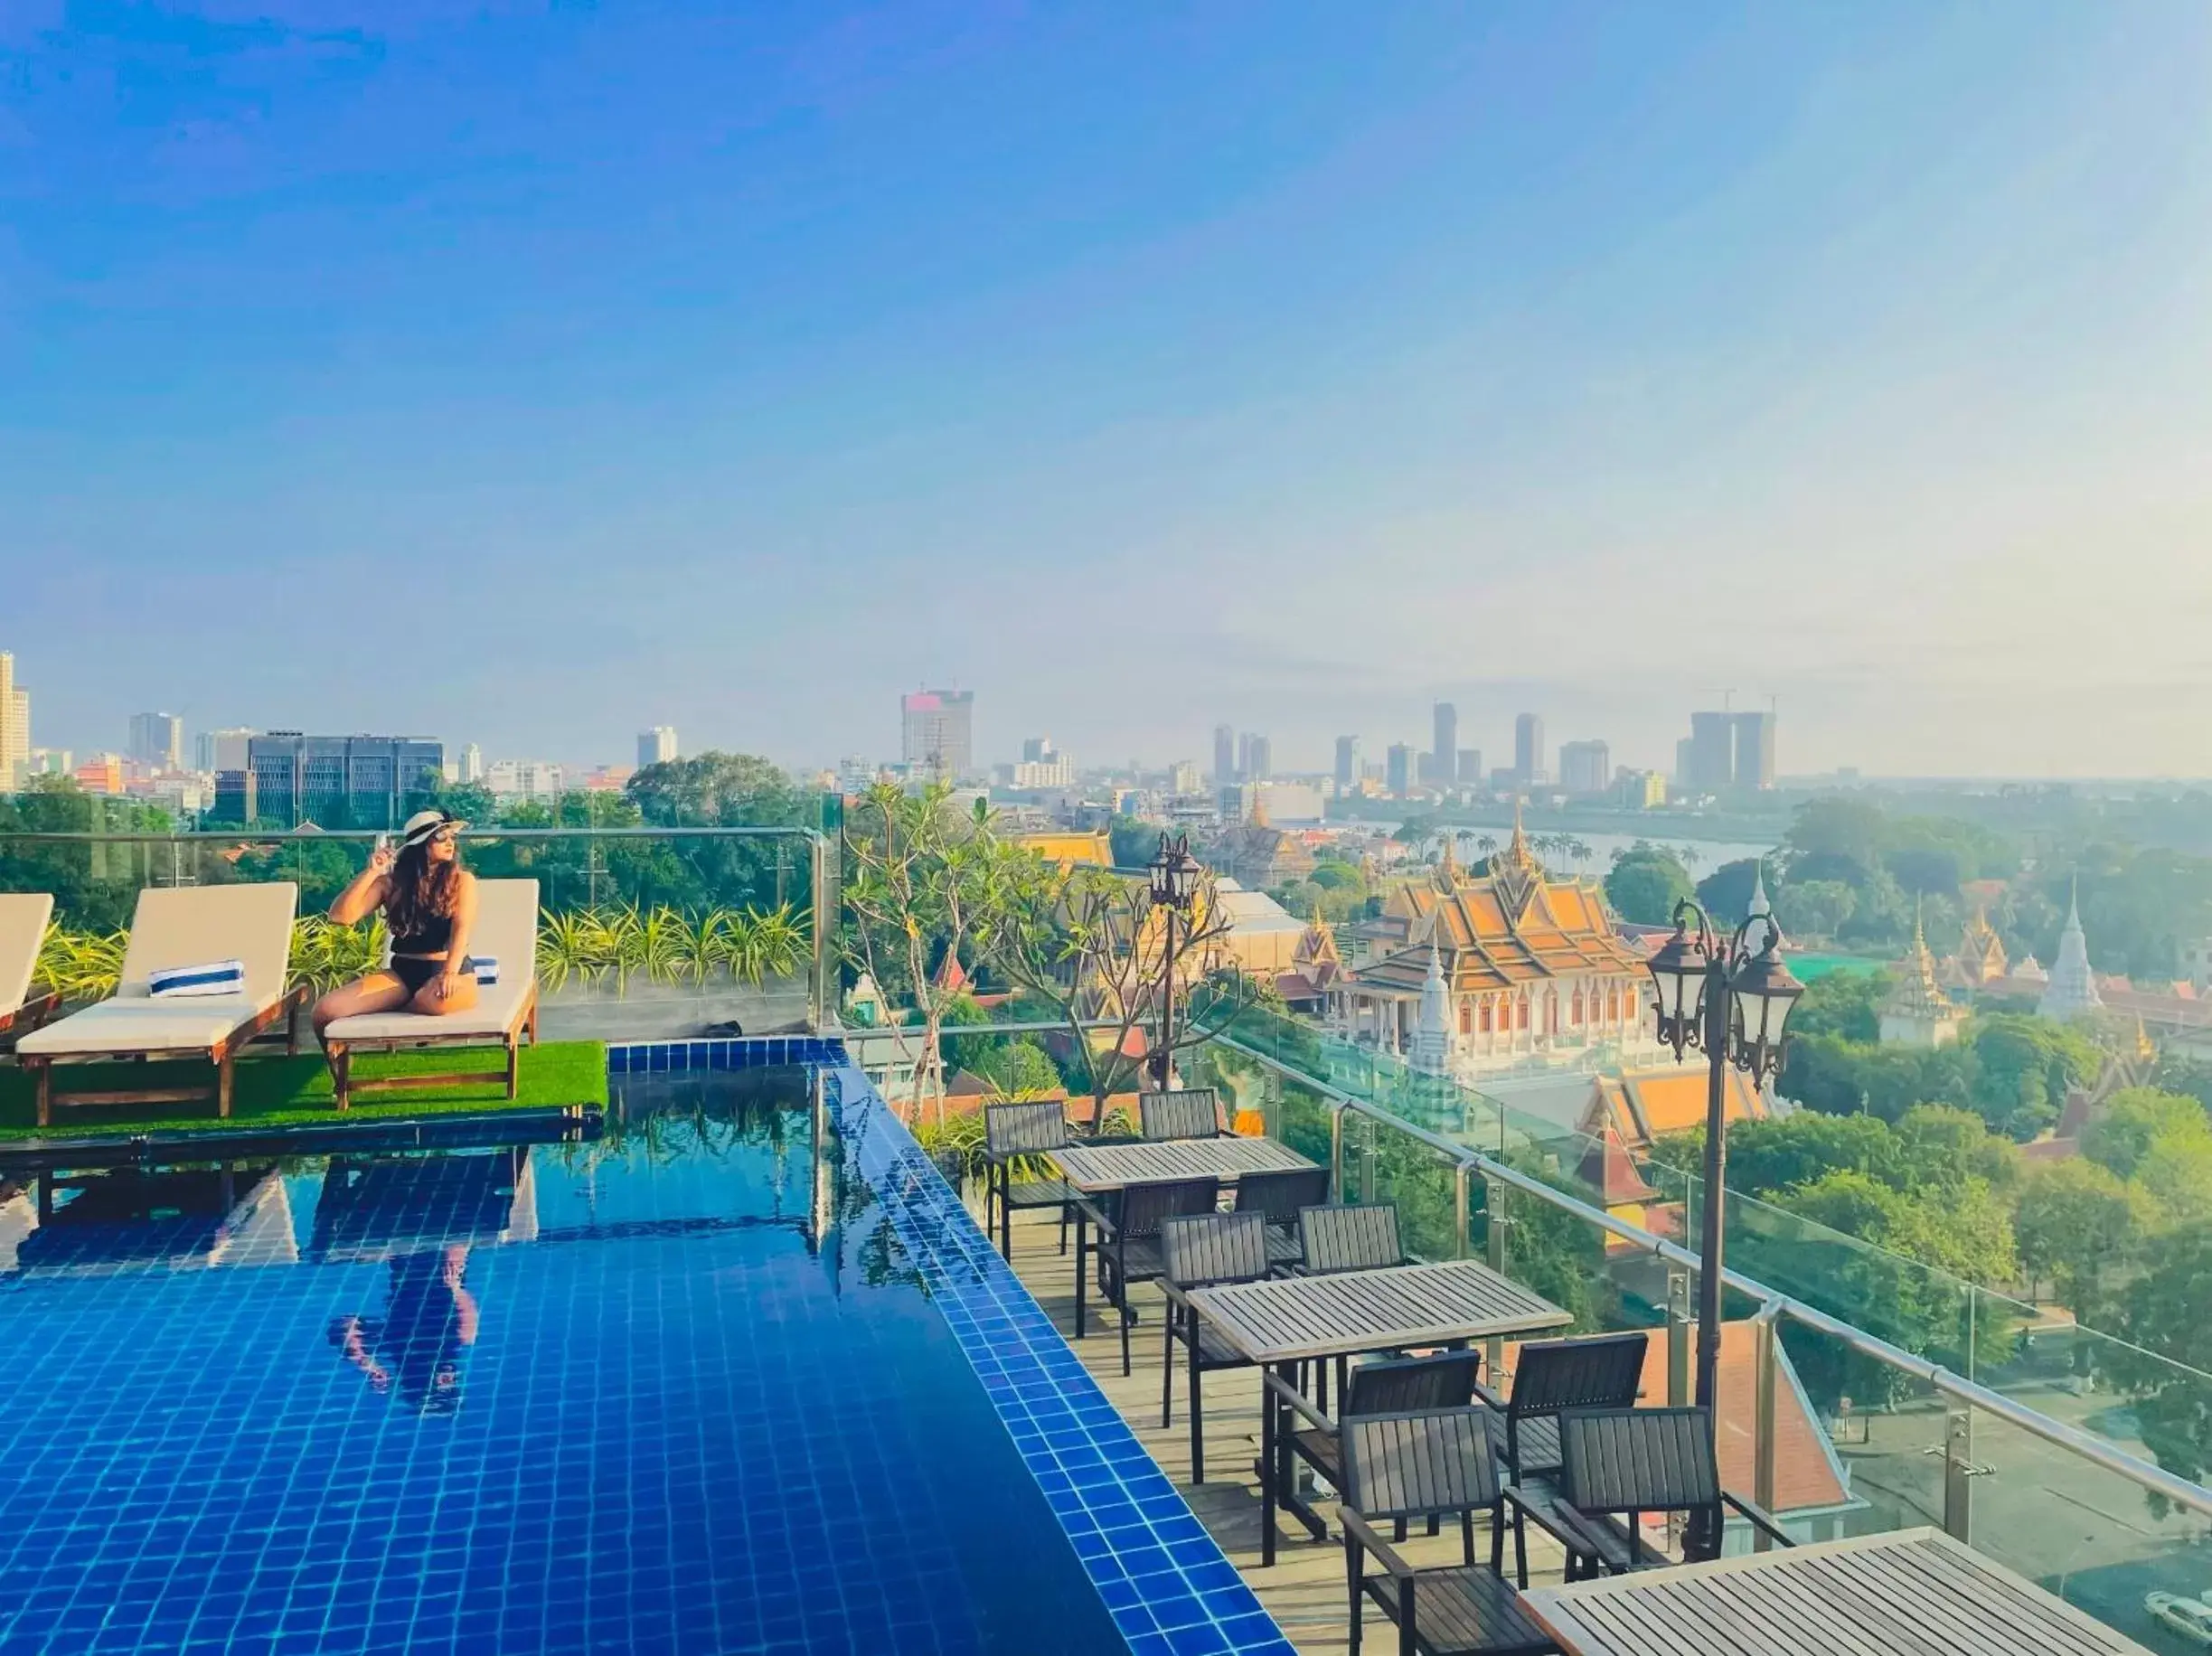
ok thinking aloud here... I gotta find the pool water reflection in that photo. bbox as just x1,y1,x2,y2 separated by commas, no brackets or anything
0,1067,1131,1655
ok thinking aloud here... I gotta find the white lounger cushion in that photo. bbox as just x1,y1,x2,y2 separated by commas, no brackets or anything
17,883,298,1058
324,879,538,1044
0,892,53,1017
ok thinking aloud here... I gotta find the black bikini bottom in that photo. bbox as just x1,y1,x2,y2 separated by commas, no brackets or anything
391,956,444,995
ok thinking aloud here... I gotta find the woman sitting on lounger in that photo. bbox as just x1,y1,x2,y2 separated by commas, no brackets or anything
313,809,480,1033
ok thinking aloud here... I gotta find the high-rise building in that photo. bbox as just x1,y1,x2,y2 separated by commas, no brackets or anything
460,743,485,784
28,748,72,776
1430,703,1458,787
194,727,255,773
637,726,679,770
1615,768,1668,808
1009,737,1074,788
224,733,446,828
1168,759,1201,795
0,654,28,789
1245,734,1272,784
128,712,184,770
1457,749,1482,787
485,758,565,802
1333,736,1361,792
1733,710,1777,789
1558,739,1612,795
1686,711,1738,792
1513,713,1546,786
1386,743,1414,796
900,689,974,781
1213,724,1237,783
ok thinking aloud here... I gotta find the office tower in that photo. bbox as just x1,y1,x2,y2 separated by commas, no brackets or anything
1687,711,1737,791
1245,734,1271,783
1514,713,1546,786
1213,724,1237,783
1169,759,1200,795
1020,736,1055,763
0,654,27,788
194,727,255,773
1431,702,1458,787
1458,749,1482,787
128,711,184,770
900,689,974,781
1733,710,1777,789
1386,743,1414,796
237,733,446,829
637,726,679,769
1558,739,1612,795
1333,735,1361,791
461,743,485,784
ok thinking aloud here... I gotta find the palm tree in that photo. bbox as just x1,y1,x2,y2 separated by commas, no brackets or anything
1570,839,1593,872
1476,834,1498,859
1675,843,1702,873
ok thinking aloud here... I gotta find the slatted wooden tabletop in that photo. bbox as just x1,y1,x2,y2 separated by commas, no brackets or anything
1048,1136,1317,1193
1523,1527,2154,1656
1186,1259,1569,1363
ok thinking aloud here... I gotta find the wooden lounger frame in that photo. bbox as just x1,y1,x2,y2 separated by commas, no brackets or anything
323,983,541,1112
19,986,311,1127
0,989,64,1052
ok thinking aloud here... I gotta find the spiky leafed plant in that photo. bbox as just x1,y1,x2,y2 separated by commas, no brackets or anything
537,908,609,993
287,914,390,993
33,924,127,1002
624,904,697,990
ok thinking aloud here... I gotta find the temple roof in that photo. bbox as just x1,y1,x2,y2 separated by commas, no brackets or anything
1884,904,1960,1023
1349,817,1644,998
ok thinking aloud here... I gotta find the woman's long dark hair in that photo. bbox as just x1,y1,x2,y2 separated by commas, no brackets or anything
385,837,462,939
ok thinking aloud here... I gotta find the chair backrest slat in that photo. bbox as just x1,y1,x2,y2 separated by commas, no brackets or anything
1298,1203,1403,1275
1161,1210,1271,1288
1115,1177,1221,1240
1138,1088,1223,1142
1343,1407,1501,1520
1231,1167,1331,1228
1507,1331,1649,1417
1343,1350,1483,1418
1558,1407,1720,1515
984,1099,1068,1159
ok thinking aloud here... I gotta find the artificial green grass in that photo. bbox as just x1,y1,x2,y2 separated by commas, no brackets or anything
0,1040,607,1139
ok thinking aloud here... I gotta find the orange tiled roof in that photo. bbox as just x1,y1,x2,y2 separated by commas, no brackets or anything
1351,869,1644,998
1588,1067,1765,1150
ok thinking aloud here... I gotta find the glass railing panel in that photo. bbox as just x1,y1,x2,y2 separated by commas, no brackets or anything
1965,1404,2210,1655
0,827,828,1038
1774,1318,1949,1543
1351,1110,1463,1264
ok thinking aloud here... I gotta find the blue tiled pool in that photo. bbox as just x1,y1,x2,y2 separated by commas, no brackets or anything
0,1050,1291,1656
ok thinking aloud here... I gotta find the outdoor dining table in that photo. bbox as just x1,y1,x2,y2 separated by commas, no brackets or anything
1050,1136,1319,1340
1521,1527,2155,1656
1184,1258,1571,1564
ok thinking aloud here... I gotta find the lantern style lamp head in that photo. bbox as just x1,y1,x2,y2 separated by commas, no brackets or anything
1150,833,1202,912
1727,917,1804,1078
1644,915,1711,1059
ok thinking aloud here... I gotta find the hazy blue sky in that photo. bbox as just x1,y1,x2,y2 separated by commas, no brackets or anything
5,3,2209,777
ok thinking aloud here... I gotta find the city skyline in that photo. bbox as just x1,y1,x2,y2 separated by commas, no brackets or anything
5,7,2211,777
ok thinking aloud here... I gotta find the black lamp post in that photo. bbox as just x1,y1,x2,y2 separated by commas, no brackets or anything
1148,833,1202,1088
1645,898,1803,1546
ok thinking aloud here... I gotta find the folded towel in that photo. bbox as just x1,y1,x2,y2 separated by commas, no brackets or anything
148,959,247,999
464,955,498,986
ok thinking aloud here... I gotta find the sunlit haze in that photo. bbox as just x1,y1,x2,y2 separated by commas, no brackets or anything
5,4,2209,776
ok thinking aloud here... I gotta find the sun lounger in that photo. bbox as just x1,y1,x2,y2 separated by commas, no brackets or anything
320,879,541,1112
16,883,307,1125
0,893,62,1051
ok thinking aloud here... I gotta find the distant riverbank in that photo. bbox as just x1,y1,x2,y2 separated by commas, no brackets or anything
1325,797,1793,847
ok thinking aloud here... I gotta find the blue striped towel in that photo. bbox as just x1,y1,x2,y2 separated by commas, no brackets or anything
464,955,498,986
148,959,247,999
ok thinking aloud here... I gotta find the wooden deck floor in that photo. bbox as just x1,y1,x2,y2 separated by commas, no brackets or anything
984,1204,1574,1654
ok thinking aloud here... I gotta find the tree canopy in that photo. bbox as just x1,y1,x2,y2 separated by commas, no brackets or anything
1603,842,1693,926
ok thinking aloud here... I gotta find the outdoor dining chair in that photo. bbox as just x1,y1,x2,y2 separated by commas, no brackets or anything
1137,1087,1227,1141
980,1099,1076,1262
1506,1405,1794,1585
1339,1407,1560,1656
1295,1201,1407,1275
1474,1330,1648,1484
1078,1175,1222,1377
1158,1209,1273,1482
1269,1350,1485,1545
1232,1165,1332,1267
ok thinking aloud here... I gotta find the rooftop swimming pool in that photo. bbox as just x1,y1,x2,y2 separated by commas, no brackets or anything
0,1046,1288,1655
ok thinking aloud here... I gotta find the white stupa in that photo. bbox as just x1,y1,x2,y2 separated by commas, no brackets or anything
1410,937,1456,1077
2038,878,2104,1020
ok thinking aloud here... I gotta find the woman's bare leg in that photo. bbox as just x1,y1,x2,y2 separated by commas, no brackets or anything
408,972,480,1017
313,973,412,1040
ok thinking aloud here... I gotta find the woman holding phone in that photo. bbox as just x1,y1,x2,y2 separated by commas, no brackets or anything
312,809,481,1037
